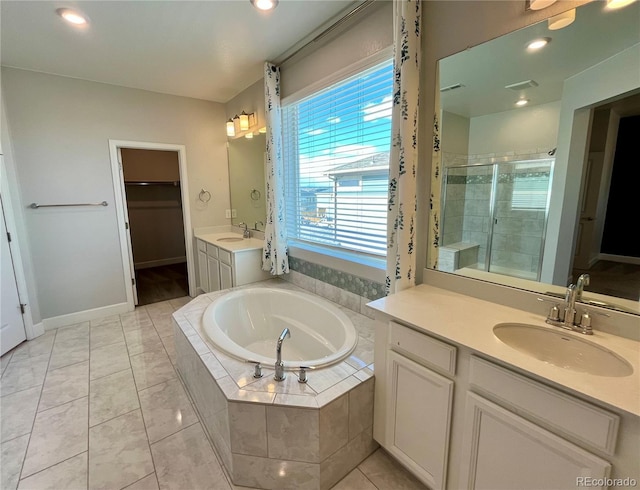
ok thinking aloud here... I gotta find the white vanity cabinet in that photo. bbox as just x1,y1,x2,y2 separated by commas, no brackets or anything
380,322,456,490
374,319,634,490
196,237,269,293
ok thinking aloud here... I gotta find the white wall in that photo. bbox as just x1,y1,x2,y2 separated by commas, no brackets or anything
468,101,560,155
2,67,229,320
441,111,469,156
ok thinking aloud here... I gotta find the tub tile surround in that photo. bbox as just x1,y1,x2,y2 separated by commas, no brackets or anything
174,279,380,489
285,257,385,319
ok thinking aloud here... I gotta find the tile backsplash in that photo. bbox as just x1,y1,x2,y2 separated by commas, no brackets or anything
284,257,385,318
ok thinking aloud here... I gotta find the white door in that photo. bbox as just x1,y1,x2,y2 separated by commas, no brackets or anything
385,351,454,490
459,393,611,490
1,197,27,355
574,152,605,270
117,148,139,305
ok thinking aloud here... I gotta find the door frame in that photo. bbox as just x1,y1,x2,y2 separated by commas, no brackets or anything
108,140,195,309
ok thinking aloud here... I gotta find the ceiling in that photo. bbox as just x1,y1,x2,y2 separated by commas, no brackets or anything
0,0,356,103
439,0,640,118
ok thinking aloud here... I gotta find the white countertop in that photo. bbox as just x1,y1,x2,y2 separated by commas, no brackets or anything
195,232,264,253
368,284,640,417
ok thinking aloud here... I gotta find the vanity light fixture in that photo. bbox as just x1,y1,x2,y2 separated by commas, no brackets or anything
515,99,530,107
226,119,236,137
251,0,279,11
605,0,638,9
239,111,251,131
548,9,575,30
245,132,254,139
526,37,551,51
56,8,89,26
526,0,557,10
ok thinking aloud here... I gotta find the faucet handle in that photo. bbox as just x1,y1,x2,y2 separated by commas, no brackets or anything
247,360,263,378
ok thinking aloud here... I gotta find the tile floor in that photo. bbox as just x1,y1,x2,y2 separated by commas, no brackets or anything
1,296,427,490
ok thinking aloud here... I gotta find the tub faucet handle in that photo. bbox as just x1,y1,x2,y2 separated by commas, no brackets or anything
298,366,309,384
247,360,263,378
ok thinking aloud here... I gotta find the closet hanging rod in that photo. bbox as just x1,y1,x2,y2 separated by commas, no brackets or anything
30,201,108,209
124,181,180,186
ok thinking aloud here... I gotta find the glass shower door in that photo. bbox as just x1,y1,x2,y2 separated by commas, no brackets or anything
488,160,553,280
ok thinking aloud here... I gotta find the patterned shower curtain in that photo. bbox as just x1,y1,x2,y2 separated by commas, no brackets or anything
262,62,289,275
386,0,422,294
428,63,442,269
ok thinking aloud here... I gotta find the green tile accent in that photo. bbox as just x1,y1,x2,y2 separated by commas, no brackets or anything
288,257,385,300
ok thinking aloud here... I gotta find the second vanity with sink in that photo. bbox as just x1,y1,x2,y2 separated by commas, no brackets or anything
369,284,639,490
195,231,270,293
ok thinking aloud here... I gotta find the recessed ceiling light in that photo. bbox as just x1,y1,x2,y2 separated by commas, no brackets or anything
516,99,530,107
526,37,551,51
605,0,638,9
56,8,88,26
250,0,279,11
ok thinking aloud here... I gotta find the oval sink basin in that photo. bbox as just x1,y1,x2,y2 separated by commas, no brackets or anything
493,323,633,377
217,237,244,243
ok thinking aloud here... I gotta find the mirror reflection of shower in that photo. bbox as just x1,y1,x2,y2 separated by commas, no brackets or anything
439,158,554,281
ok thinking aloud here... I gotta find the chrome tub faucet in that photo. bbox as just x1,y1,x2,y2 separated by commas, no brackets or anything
274,327,290,381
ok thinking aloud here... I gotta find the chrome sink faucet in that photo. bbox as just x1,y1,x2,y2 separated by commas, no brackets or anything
541,277,594,335
274,327,290,381
238,222,251,238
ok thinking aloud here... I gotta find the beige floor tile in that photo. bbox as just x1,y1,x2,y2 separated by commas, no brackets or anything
89,369,139,427
0,353,50,396
18,452,87,490
138,378,198,443
90,324,125,351
1,434,30,490
123,473,160,490
49,334,90,372
10,331,55,361
89,410,154,490
130,349,176,391
0,386,41,443
21,397,88,478
159,335,176,365
151,316,174,339
1,351,14,376
124,328,164,357
38,360,89,412
89,342,130,380
168,296,192,310
151,423,230,490
90,315,121,328
331,469,377,490
358,448,428,490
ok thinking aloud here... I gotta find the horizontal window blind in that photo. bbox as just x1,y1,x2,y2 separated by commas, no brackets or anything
510,161,553,211
283,60,393,256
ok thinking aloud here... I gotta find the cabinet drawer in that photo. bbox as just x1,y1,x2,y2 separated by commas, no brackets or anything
197,239,207,253
219,249,232,266
469,356,619,455
389,322,456,376
206,243,218,258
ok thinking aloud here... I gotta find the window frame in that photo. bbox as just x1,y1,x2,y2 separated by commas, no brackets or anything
281,49,394,267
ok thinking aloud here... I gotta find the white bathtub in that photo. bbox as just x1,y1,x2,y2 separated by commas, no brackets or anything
202,287,358,369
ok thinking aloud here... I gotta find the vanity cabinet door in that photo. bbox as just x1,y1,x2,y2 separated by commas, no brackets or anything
385,351,453,490
459,393,611,490
207,255,221,292
219,261,233,290
198,249,209,293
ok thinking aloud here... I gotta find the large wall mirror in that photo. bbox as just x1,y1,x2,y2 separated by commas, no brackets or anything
227,133,266,230
433,0,640,315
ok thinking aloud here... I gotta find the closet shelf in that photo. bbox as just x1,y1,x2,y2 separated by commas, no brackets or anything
125,181,180,186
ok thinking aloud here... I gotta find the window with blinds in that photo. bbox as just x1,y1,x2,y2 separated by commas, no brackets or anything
282,59,393,256
510,161,553,211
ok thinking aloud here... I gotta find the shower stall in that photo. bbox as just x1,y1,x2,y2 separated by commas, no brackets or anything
439,159,554,281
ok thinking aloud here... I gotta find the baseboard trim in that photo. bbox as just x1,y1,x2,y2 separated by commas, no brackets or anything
135,257,187,270
42,302,133,330
598,253,640,266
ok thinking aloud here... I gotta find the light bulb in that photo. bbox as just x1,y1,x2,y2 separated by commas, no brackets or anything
56,8,88,26
226,119,235,137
